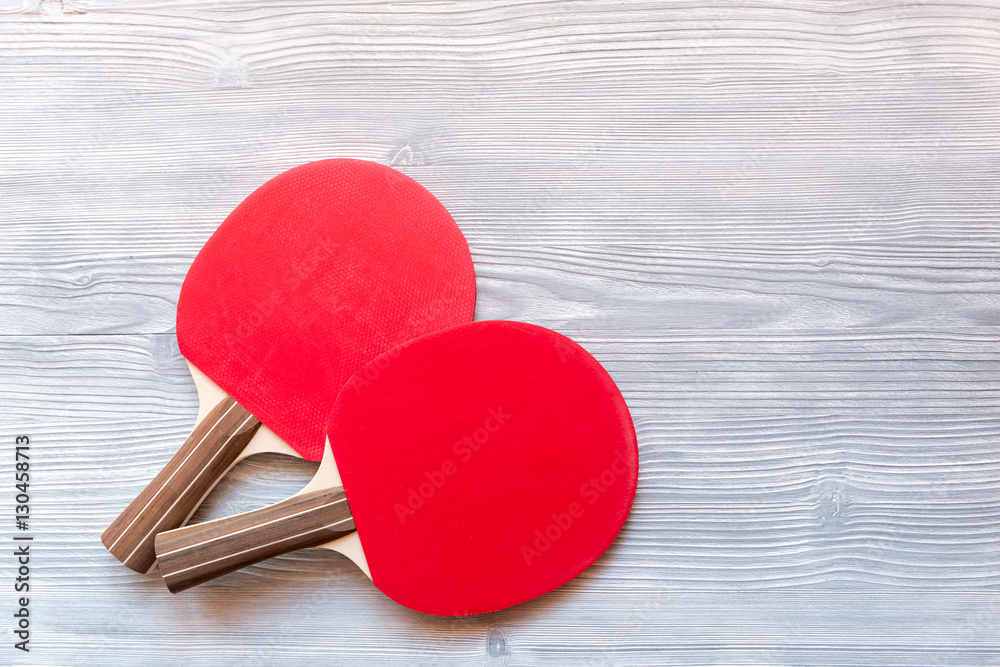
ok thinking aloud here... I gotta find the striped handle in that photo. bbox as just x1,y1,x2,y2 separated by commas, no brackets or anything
155,487,355,593
101,396,261,573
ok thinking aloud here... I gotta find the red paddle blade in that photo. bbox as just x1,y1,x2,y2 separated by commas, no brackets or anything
329,320,637,616
177,159,476,461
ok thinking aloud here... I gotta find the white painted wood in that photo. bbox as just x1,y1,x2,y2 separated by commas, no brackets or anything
1,0,999,664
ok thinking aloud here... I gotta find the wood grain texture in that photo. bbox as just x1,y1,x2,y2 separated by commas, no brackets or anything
1,0,999,664
101,394,260,574
1,244,998,335
156,486,354,593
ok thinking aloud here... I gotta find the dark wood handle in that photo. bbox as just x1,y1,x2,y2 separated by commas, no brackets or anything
155,487,355,593
101,396,261,573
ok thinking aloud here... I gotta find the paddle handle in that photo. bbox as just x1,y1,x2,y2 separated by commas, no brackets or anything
101,396,261,573
155,486,354,593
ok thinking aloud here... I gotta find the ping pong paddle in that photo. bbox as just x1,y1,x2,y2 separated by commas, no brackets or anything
103,159,476,574
154,320,637,616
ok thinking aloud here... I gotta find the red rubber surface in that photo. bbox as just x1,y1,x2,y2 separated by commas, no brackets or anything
177,159,476,461
328,321,637,616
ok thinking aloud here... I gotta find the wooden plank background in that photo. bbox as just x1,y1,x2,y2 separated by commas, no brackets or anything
2,1,998,664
